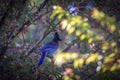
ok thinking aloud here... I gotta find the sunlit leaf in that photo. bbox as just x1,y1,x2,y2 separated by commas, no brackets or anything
110,24,116,32
75,30,81,36
86,53,98,64
99,12,105,19
108,53,116,58
71,53,79,59
102,42,109,50
88,38,93,43
114,48,118,53
64,75,72,80
80,34,87,40
58,13,64,19
95,35,103,40
66,24,72,31
111,42,116,47
92,8,100,20
74,58,84,68
54,55,63,66
92,8,105,20
68,26,75,34
51,5,66,19
61,19,68,30
54,52,78,66
82,22,89,28
110,64,117,71
104,53,116,64
70,16,82,24
104,56,114,63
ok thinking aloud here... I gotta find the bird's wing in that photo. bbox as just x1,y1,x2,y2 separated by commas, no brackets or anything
40,42,58,54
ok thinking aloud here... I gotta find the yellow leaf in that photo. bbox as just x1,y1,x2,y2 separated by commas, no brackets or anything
99,12,105,19
66,24,72,31
80,34,86,40
82,22,89,28
108,53,116,58
53,5,62,10
104,56,114,63
51,5,65,18
74,60,79,68
78,58,84,68
58,13,64,19
68,27,75,34
111,42,116,47
86,53,98,64
75,30,81,36
114,48,118,53
92,8,100,20
54,52,79,66
95,36,99,40
110,64,117,71
74,58,84,68
71,53,78,59
88,38,93,43
92,8,105,20
102,42,109,50
61,19,68,30
110,24,116,32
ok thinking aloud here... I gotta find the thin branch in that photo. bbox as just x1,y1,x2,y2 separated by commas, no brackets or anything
11,20,31,41
26,20,61,56
0,0,49,58
62,31,85,52
10,0,49,43
62,44,73,52
37,0,49,13
31,10,51,23
21,31,27,47
26,31,50,56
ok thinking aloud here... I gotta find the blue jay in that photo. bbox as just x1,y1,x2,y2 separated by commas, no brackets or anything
37,32,62,67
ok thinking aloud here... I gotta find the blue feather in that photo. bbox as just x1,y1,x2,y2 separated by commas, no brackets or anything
37,32,61,67
37,52,47,67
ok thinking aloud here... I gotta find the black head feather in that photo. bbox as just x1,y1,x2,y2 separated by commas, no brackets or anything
53,32,62,41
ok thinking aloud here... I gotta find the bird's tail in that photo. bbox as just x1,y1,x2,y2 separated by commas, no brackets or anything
37,52,46,67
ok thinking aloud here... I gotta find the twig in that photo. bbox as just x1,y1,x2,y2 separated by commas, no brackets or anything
31,10,51,23
22,31,27,47
62,44,73,52
62,31,85,52
26,31,50,56
26,20,53,56
37,0,49,13
10,0,49,44
0,0,49,59
26,20,61,56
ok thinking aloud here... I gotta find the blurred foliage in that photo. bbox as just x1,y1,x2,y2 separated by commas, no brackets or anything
0,0,120,80
52,5,120,80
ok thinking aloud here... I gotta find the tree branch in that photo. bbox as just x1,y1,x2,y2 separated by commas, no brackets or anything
37,0,49,13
